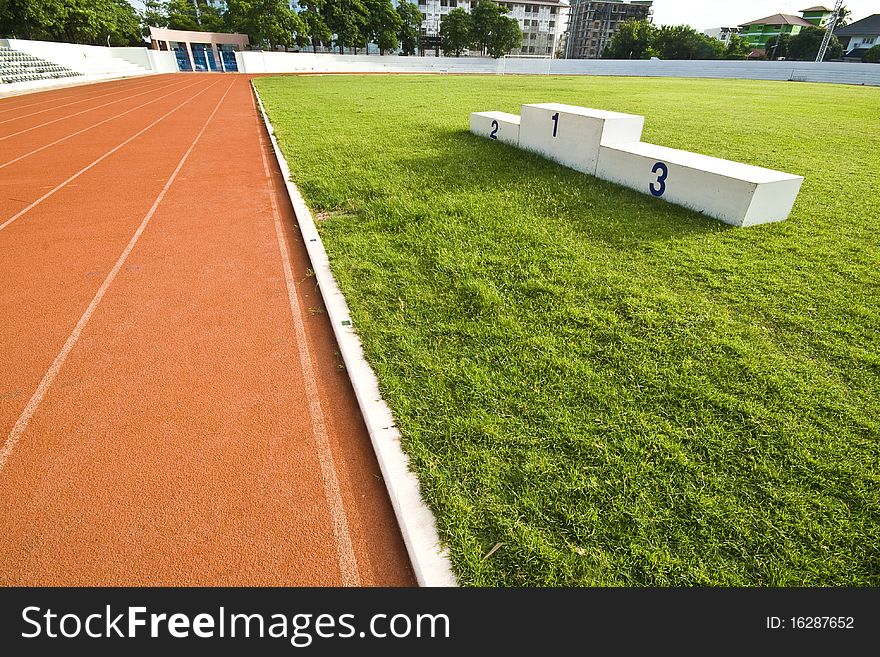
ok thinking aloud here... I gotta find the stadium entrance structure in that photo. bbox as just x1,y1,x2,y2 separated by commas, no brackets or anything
148,27,248,72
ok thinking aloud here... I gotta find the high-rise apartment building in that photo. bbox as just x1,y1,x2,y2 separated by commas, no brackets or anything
564,0,653,59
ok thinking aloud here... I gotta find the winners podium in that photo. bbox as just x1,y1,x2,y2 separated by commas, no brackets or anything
470,103,803,227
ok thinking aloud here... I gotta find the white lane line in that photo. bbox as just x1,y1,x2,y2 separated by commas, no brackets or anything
252,83,458,587
0,79,221,233
0,74,168,116
250,88,361,587
0,77,188,141
0,80,236,474
0,75,160,116
0,76,171,126
0,79,202,170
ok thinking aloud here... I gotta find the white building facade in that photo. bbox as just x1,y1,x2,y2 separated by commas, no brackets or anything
416,0,569,56
835,14,880,55
704,27,739,46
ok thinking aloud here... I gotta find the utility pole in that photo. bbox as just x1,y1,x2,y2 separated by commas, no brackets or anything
816,0,843,62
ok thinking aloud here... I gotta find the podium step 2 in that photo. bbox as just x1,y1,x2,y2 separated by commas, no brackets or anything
470,111,521,146
596,142,804,227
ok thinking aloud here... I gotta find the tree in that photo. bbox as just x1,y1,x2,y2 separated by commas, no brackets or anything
601,22,726,60
833,5,852,28
225,0,307,49
140,0,227,35
323,0,369,54
165,0,200,31
107,0,142,45
723,33,751,60
764,33,791,60
788,26,842,61
141,0,169,33
471,0,508,55
299,0,332,53
652,24,723,60
396,0,421,56
470,0,521,58
601,18,656,59
0,0,142,45
364,0,400,55
70,0,142,45
863,44,880,62
0,0,55,40
195,1,226,32
440,7,472,56
486,14,520,58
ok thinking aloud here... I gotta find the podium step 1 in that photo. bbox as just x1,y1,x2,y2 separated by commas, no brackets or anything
596,142,804,227
518,103,645,175
469,111,521,146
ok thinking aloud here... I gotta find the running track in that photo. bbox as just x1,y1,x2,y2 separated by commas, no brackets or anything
0,74,414,586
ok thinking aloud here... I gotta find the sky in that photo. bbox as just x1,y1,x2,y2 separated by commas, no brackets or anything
650,1,878,31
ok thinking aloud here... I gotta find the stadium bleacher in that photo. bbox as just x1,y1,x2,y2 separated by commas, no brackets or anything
0,46,82,85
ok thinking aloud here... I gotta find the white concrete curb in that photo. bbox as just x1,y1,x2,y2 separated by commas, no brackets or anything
252,81,457,587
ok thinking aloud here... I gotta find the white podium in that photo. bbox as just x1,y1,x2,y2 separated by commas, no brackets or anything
467,103,803,227
469,111,521,146
518,103,645,175
596,142,804,227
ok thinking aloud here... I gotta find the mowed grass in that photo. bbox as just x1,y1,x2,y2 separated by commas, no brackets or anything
255,74,879,586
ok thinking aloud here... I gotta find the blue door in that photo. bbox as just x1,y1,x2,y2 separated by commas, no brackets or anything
173,46,191,71
191,45,208,71
206,48,218,71
220,50,238,72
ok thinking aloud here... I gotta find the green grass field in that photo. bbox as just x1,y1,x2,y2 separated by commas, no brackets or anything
255,74,879,586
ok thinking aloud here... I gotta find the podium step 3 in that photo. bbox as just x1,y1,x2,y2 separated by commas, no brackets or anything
597,142,804,227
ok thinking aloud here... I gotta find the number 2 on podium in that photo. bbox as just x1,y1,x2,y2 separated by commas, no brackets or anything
551,112,559,138
490,120,499,140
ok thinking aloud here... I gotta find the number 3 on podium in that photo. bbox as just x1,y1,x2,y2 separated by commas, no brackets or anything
650,162,668,197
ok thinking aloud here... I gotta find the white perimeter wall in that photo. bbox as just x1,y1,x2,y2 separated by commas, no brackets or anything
108,46,178,73
238,51,880,86
145,50,179,73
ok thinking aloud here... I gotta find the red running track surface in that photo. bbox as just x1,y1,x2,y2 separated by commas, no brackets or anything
0,73,415,586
